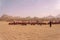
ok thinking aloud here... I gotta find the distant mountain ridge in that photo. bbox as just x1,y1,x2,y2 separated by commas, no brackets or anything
56,14,60,18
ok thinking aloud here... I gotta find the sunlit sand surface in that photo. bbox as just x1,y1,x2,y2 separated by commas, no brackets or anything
0,21,60,40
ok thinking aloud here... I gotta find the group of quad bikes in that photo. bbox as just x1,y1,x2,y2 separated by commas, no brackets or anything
9,20,60,27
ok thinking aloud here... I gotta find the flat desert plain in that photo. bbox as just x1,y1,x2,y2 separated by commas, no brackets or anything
0,21,60,40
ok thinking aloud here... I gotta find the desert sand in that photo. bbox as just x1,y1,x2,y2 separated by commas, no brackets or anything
0,21,60,40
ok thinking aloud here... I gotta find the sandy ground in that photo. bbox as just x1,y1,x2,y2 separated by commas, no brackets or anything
0,21,60,40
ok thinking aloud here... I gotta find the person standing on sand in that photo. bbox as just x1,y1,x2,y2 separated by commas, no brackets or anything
49,21,52,27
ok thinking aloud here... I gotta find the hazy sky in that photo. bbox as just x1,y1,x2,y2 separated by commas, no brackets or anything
0,0,60,17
